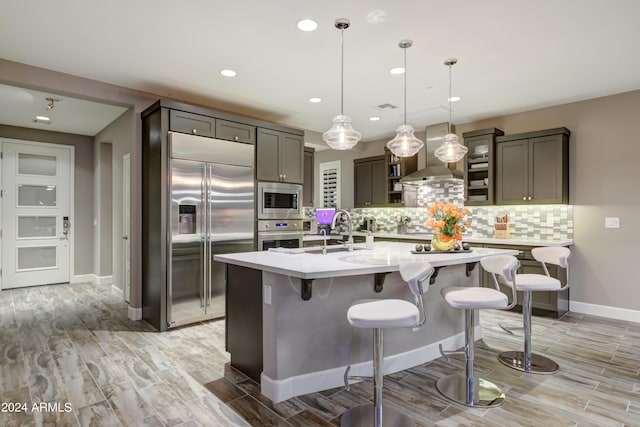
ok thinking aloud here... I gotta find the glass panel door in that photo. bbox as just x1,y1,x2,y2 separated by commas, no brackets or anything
1,140,72,289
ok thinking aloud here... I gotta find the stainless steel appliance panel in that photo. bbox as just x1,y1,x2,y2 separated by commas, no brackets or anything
170,132,254,167
170,159,207,327
257,219,303,251
168,135,256,328
208,163,255,318
257,181,303,219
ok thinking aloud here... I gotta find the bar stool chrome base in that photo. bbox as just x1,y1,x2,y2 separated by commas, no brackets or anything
498,350,559,374
436,374,505,407
340,404,414,427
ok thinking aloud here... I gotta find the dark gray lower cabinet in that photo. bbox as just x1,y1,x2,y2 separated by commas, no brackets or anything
481,244,569,318
225,264,262,382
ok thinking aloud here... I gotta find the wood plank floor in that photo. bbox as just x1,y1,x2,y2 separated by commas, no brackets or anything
0,281,638,426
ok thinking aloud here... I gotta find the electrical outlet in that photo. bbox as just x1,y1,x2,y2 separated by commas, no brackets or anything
263,284,272,305
605,217,620,229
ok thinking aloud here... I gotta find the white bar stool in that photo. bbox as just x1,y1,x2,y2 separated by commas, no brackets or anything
498,246,570,374
436,255,519,407
340,262,434,427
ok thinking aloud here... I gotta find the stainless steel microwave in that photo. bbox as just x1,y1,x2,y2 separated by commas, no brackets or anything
257,182,303,219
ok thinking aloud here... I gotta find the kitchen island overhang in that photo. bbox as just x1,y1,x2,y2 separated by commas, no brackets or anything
215,242,518,403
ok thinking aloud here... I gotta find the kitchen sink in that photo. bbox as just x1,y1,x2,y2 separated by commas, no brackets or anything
305,245,367,254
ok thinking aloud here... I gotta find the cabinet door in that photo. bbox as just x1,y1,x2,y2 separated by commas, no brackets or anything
370,158,387,205
279,133,304,184
354,162,373,207
303,150,314,206
215,119,256,144
529,135,567,203
257,129,280,181
169,110,215,137
496,139,528,204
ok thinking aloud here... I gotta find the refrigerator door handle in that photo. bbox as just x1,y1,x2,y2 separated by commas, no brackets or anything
200,163,206,309
206,163,212,309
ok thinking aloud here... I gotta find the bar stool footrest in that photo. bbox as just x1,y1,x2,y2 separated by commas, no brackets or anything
498,350,559,374
340,403,414,427
436,374,505,408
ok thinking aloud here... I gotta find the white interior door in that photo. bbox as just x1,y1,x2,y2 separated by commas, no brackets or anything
1,140,73,289
123,153,131,302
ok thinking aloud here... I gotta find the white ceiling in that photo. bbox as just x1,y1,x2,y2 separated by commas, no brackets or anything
1,1,639,141
0,84,128,136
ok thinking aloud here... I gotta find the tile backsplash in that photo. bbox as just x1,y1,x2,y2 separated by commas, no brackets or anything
304,204,573,240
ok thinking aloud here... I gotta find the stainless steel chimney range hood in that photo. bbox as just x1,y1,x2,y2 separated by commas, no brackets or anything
400,165,463,186
400,122,464,186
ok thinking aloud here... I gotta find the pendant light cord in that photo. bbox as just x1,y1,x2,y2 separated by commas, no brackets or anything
340,27,344,115
403,47,407,125
448,63,452,134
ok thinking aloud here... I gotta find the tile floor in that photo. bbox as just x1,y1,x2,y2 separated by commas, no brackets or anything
0,281,638,426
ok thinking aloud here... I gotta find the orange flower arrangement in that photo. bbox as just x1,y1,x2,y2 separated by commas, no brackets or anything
425,201,470,242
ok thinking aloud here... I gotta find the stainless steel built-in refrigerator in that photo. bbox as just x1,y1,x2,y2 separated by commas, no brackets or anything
168,132,255,328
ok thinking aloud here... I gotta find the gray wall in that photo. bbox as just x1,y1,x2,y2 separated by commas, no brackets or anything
0,58,156,308
455,90,640,312
0,124,94,275
95,109,134,291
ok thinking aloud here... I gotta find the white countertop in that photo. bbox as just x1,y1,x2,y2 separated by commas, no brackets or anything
214,241,518,280
303,232,572,247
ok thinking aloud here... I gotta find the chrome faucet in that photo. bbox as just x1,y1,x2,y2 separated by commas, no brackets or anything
331,209,354,252
320,228,328,255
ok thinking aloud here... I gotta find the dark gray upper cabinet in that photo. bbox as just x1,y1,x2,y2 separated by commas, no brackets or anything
169,110,215,137
256,128,304,184
354,156,386,207
215,119,256,144
303,147,314,207
496,128,570,205
463,128,504,206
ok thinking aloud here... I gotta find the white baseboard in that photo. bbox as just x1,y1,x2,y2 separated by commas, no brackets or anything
261,325,481,403
71,274,95,284
70,274,113,285
97,275,112,285
111,284,124,299
128,306,142,321
570,301,640,324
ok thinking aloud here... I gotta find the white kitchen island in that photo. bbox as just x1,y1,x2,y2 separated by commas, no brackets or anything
215,242,517,403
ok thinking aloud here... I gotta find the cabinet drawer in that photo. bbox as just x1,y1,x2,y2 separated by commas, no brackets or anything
170,110,215,137
216,119,256,144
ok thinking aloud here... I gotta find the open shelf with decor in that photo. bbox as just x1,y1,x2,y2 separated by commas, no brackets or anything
463,128,504,205
385,148,417,205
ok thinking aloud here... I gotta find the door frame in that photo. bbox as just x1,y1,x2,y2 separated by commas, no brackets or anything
123,153,130,302
0,137,75,289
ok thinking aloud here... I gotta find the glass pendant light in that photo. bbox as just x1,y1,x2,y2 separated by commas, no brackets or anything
435,58,468,163
323,18,361,150
387,40,423,158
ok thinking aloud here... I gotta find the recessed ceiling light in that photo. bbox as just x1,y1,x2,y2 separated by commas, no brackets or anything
389,67,405,75
297,19,318,32
35,115,50,122
308,97,322,103
447,96,461,102
369,116,381,121
220,69,237,77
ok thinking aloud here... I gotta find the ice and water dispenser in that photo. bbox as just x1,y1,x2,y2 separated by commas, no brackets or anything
178,205,196,234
